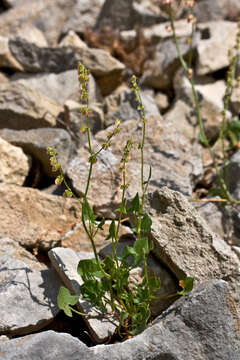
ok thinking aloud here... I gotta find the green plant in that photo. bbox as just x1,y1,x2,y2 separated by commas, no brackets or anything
47,62,193,339
165,0,240,205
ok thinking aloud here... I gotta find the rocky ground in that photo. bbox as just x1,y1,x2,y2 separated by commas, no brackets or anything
0,0,240,359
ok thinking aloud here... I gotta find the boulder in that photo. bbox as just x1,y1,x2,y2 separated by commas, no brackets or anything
0,237,61,336
104,87,160,127
0,35,23,71
0,128,72,177
193,0,240,22
59,31,88,49
141,32,200,90
173,70,228,140
62,0,105,36
0,0,76,45
0,82,63,130
0,280,239,359
0,184,82,250
95,0,135,31
11,70,101,106
145,187,240,310
0,137,31,185
196,21,239,76
8,38,125,95
0,184,133,252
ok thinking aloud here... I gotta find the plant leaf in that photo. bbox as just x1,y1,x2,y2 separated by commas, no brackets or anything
141,213,152,233
82,197,96,223
128,193,140,213
177,277,194,295
77,258,104,279
57,286,80,317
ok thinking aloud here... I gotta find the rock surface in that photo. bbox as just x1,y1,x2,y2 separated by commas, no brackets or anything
145,187,240,310
0,237,61,336
0,137,31,185
0,127,73,177
0,280,239,359
196,21,239,75
0,82,63,130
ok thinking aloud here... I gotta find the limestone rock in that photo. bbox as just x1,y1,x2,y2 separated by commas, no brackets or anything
8,38,125,95
64,100,104,138
59,31,88,49
143,19,193,44
0,184,131,252
173,70,228,140
0,0,76,45
145,187,240,310
0,183,82,250
0,82,63,130
11,70,100,106
194,0,240,22
0,238,61,336
15,25,48,47
48,247,118,343
62,0,105,36
0,137,30,185
0,35,23,71
196,21,239,76
1,280,239,360
104,87,160,127
67,115,203,217
0,128,72,177
141,32,200,90
95,0,135,31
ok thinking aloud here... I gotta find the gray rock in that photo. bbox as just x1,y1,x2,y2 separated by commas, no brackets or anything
0,82,63,130
145,187,240,311
0,183,82,251
2,0,26,8
0,0,76,45
173,69,228,140
0,184,130,253
194,0,240,22
196,21,239,76
62,0,105,36
95,0,135,31
8,38,125,95
0,238,61,336
67,115,202,217
48,247,118,343
141,32,200,90
226,150,240,200
0,137,31,185
11,70,101,106
0,36,23,71
0,280,239,360
64,100,104,140
143,19,193,45
0,128,72,177
8,38,80,73
59,31,88,49
104,87,160,127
